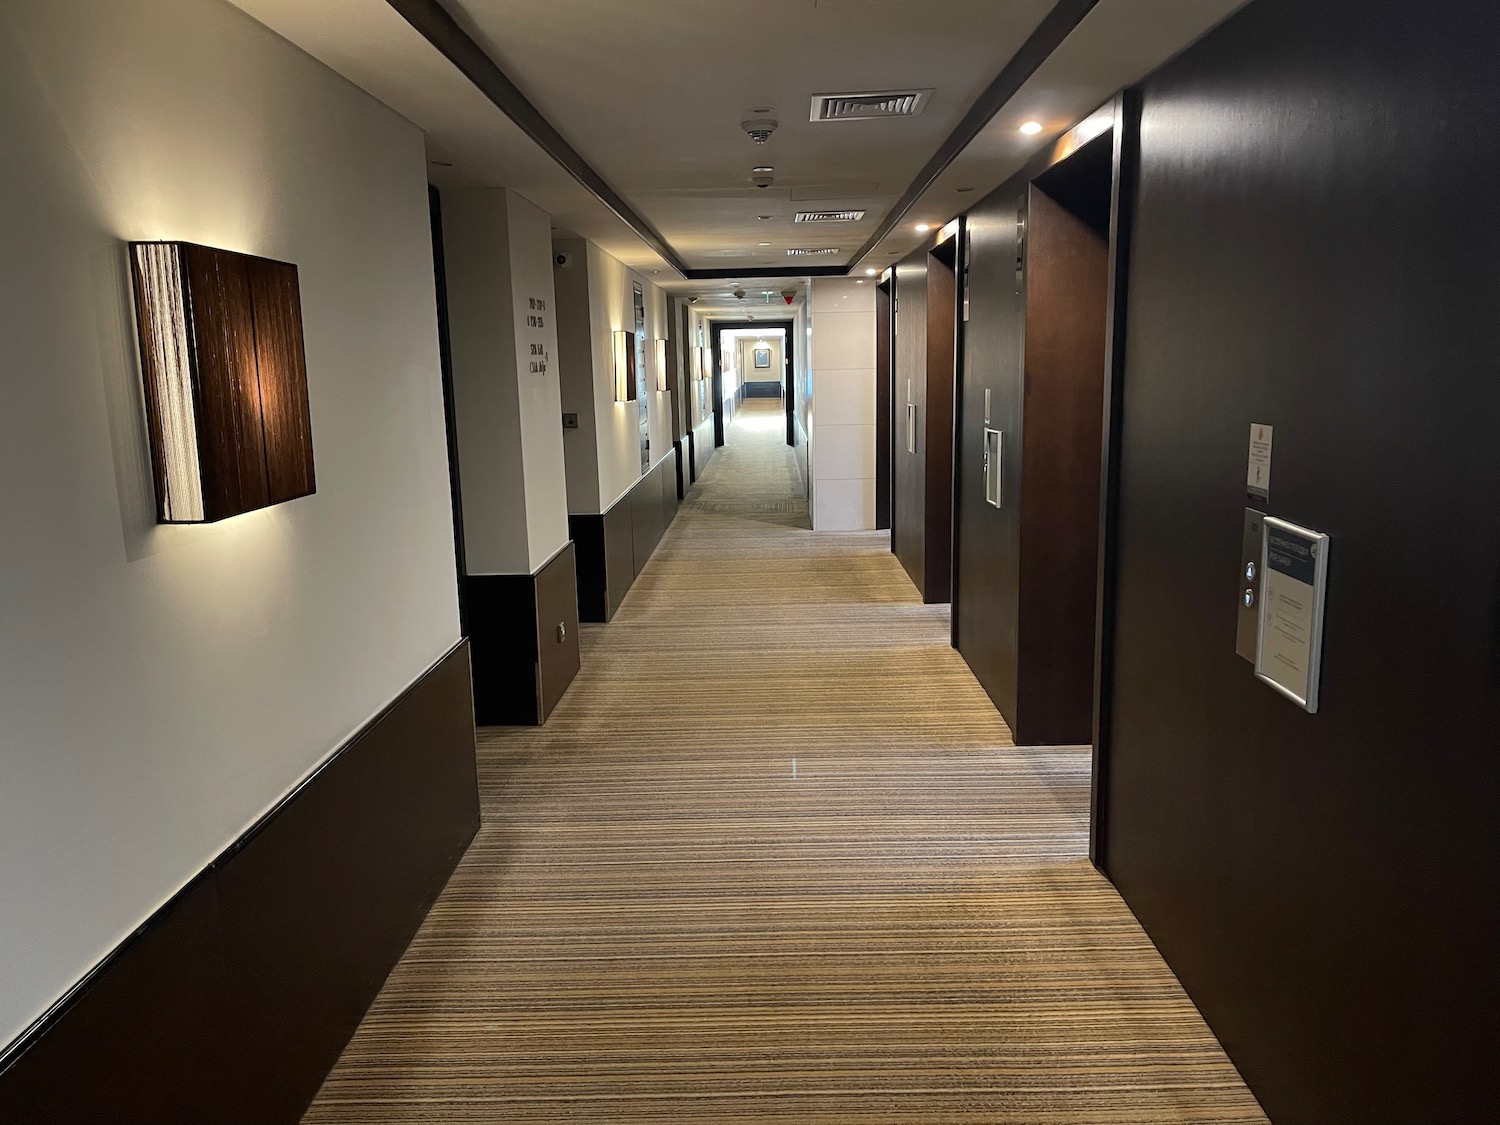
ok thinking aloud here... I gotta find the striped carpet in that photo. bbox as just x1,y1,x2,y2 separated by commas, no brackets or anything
302,399,1267,1124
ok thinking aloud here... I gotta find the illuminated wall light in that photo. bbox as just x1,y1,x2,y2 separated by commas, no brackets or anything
1019,120,1044,135
654,338,669,391
613,329,638,401
128,241,315,523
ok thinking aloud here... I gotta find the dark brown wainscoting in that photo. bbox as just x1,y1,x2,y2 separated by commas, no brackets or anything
692,416,715,479
465,543,581,725
569,453,680,624
0,643,480,1125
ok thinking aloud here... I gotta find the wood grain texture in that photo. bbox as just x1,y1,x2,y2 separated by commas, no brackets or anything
1105,0,1500,1118
181,243,269,520
248,256,316,505
303,400,1265,1125
1017,183,1109,745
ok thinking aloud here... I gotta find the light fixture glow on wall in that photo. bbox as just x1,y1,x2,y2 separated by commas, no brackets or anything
654,338,669,391
613,329,638,401
129,241,316,523
1019,120,1044,135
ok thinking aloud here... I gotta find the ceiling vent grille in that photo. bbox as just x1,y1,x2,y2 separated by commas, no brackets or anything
811,90,932,122
787,247,840,256
794,210,866,224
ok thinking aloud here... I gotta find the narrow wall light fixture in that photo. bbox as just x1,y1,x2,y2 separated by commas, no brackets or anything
613,329,638,401
129,241,316,523
654,339,669,391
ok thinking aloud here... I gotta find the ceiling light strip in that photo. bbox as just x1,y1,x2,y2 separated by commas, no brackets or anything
847,0,1101,270
382,0,689,277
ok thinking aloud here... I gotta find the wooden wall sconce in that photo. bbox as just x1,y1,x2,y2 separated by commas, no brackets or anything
612,329,638,401
654,339,669,392
129,241,316,523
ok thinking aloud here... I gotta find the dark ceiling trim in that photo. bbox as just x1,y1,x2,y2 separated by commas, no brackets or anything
847,0,1101,269
683,266,848,281
383,0,691,276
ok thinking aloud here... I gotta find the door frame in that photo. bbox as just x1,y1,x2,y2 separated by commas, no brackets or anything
710,319,794,448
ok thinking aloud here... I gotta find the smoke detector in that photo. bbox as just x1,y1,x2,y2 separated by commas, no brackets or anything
741,113,779,144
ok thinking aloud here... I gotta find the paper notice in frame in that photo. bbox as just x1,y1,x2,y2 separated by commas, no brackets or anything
1247,423,1273,500
1255,516,1330,713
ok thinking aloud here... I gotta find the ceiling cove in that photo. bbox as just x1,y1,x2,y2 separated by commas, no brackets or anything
382,0,1098,281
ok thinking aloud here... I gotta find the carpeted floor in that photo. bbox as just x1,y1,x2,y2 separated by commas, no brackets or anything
302,398,1266,1124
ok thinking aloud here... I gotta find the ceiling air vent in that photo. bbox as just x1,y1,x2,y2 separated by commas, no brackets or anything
787,248,840,256
794,210,866,223
811,90,932,122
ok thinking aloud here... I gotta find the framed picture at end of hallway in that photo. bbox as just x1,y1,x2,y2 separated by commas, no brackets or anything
753,347,771,369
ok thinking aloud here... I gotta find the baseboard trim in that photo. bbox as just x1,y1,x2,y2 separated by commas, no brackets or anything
0,641,481,1125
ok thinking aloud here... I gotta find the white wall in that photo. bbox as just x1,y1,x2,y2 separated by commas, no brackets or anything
793,298,813,495
0,0,460,1051
735,336,785,388
443,188,568,574
809,278,877,530
554,238,672,513
553,237,601,514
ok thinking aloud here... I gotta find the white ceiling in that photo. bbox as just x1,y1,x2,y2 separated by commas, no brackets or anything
230,0,1249,301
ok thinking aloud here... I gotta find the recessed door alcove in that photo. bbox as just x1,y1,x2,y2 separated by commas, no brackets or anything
953,128,1113,745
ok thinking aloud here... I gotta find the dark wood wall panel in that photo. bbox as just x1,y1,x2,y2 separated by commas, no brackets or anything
0,644,480,1124
534,544,582,720
603,501,634,615
924,252,958,604
568,516,609,623
875,283,893,530
953,192,1025,723
571,459,680,624
693,417,715,479
951,130,1112,747
1015,186,1108,745
466,545,581,725
1104,0,1500,1121
631,463,665,575
891,258,929,595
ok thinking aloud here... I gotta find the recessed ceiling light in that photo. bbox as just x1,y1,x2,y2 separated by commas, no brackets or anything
1020,121,1044,135
759,242,771,246
956,187,975,193
430,160,453,167
865,268,878,276
915,223,931,233
856,280,865,284
758,215,772,221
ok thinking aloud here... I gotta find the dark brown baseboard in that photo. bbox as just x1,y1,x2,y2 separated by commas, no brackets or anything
0,641,481,1125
